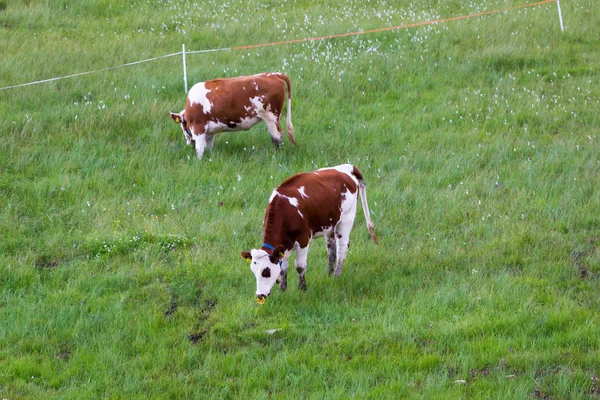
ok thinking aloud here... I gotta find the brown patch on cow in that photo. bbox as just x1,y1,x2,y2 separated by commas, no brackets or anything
267,245,285,264
351,165,364,181
170,111,182,123
261,267,271,278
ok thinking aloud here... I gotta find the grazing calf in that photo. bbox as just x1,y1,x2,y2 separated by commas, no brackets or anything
170,72,295,159
241,164,378,304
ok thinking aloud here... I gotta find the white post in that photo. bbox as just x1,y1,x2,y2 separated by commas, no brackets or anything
556,0,564,32
182,44,188,93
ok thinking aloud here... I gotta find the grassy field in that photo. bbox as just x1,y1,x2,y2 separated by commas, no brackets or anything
1,0,599,398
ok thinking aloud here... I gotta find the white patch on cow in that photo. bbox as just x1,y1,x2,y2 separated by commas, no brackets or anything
193,133,208,160
205,120,228,133
298,186,309,198
249,96,266,111
339,185,358,218
268,190,278,204
268,191,303,218
253,81,259,91
286,196,299,208
318,163,355,180
204,117,261,134
237,116,261,130
188,82,212,114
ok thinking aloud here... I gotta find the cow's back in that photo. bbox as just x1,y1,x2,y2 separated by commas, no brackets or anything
200,75,287,121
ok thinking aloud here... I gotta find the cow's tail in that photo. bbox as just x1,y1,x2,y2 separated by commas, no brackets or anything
278,73,296,145
352,165,378,244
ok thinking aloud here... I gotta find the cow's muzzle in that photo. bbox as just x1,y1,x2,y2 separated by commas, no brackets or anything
256,294,268,305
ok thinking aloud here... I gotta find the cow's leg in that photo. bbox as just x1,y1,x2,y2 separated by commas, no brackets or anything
333,231,350,277
326,232,337,275
295,245,309,291
333,213,357,277
278,258,289,291
258,110,283,147
194,134,207,159
205,134,216,151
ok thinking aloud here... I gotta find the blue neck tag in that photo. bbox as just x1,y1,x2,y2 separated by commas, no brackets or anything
261,243,282,265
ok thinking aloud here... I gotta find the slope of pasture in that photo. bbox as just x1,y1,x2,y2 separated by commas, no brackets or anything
1,0,599,398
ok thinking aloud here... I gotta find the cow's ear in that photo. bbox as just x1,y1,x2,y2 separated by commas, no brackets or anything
170,112,183,124
270,245,285,264
241,251,252,263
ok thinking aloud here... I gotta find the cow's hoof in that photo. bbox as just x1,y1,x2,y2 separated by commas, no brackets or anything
280,283,287,291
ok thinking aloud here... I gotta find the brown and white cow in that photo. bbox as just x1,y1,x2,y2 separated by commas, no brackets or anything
241,164,378,304
170,72,295,159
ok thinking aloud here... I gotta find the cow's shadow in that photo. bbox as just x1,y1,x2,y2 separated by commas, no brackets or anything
178,131,298,161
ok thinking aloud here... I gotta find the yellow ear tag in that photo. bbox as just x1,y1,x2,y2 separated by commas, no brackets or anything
278,252,284,259
256,297,266,305
175,117,181,123
246,258,252,263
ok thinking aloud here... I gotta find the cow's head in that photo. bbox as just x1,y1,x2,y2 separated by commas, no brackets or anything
170,111,193,145
241,245,285,304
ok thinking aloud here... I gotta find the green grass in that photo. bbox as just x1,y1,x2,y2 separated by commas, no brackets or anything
1,0,600,398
